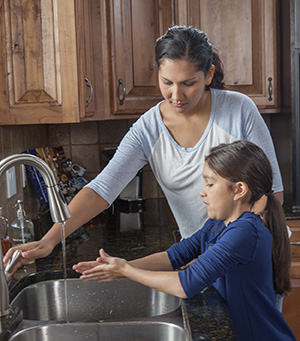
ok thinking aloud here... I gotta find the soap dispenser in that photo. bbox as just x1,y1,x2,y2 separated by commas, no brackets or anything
0,207,9,255
11,200,34,247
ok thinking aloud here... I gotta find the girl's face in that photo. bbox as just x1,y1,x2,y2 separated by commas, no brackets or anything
158,59,214,114
200,162,237,225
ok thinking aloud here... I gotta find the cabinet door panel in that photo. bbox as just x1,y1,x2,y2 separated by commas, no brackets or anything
8,0,60,105
109,0,173,115
0,0,80,124
175,0,278,110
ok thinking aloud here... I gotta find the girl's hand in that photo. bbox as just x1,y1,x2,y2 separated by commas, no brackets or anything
73,248,111,273
72,260,101,274
73,248,128,282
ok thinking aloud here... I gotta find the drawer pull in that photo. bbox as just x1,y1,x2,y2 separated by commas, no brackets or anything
119,78,126,106
290,242,300,245
85,76,94,107
268,77,273,101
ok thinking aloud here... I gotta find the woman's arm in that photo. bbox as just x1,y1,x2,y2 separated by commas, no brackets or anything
4,118,150,271
4,188,108,269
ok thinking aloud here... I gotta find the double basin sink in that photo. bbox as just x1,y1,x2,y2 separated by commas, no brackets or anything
7,272,188,340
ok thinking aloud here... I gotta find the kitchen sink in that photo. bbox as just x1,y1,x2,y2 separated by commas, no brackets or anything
11,278,181,322
9,321,188,341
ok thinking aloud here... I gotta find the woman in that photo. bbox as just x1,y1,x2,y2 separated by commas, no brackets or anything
74,141,294,341
4,26,283,271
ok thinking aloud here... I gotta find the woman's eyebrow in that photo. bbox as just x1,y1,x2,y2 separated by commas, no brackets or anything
159,75,198,82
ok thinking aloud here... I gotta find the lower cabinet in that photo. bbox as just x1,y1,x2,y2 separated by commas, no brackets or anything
283,280,300,339
283,220,300,339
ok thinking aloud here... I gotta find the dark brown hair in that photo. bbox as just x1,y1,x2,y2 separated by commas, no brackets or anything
205,140,290,295
155,25,225,89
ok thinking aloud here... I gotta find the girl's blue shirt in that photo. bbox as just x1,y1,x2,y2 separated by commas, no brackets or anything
167,212,296,340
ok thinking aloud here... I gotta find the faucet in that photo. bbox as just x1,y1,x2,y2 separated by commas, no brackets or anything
0,153,71,317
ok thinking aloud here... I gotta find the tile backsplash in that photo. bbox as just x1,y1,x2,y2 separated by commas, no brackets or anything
0,120,164,226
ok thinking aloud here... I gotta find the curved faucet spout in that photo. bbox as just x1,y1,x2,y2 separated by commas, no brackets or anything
0,153,71,317
0,153,71,223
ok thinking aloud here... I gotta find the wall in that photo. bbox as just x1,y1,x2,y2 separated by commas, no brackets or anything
0,125,48,224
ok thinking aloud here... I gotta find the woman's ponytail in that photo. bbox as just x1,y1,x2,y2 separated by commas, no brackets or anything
209,50,225,90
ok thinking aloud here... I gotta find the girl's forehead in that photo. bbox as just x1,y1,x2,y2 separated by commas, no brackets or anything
202,162,226,182
202,162,216,177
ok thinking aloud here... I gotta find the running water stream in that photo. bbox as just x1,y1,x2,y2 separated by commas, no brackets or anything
61,221,69,323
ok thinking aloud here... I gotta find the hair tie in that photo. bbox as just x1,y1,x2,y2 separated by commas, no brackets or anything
265,190,274,197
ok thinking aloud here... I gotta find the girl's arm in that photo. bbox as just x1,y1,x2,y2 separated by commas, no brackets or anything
73,249,174,275
76,249,187,298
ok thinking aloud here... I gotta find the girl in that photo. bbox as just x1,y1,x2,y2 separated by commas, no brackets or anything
74,140,294,341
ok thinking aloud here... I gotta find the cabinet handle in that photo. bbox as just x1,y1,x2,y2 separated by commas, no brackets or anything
268,77,273,101
85,76,94,107
290,242,300,245
119,78,126,106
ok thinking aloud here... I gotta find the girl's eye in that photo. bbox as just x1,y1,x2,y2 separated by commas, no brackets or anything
206,183,213,187
162,80,172,85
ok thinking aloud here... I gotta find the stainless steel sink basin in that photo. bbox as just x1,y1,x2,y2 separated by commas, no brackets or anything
11,278,181,322
9,322,188,341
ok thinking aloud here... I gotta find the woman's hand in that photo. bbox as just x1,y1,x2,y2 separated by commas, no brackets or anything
3,239,55,274
73,249,128,282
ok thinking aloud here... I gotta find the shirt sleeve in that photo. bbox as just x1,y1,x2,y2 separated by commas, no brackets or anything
178,220,258,298
167,229,204,269
85,123,148,205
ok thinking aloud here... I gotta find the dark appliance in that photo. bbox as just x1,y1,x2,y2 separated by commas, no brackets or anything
291,0,300,211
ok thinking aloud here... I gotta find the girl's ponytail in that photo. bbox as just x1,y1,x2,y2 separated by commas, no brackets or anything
264,194,291,295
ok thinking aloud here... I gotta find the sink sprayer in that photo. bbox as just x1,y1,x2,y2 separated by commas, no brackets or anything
0,153,71,317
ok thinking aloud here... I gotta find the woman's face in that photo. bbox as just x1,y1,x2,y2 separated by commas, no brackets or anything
158,58,214,114
200,162,237,225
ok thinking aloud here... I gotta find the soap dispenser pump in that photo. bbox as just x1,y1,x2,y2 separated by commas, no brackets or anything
0,207,9,255
11,200,34,246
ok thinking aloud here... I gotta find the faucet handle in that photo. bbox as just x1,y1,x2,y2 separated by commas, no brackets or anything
5,249,22,281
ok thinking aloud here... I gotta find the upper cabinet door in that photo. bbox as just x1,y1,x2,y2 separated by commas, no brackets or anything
108,0,173,116
175,0,279,112
76,0,109,122
0,0,82,124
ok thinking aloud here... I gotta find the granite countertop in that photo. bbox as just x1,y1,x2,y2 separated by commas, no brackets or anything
7,198,237,340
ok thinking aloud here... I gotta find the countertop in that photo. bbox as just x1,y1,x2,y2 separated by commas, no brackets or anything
8,198,237,340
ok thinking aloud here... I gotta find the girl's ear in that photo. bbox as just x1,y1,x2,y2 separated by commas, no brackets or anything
233,181,249,201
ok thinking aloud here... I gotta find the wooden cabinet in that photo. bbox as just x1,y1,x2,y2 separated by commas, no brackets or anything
288,220,300,278
0,0,280,123
283,220,300,339
107,0,279,116
0,0,105,125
